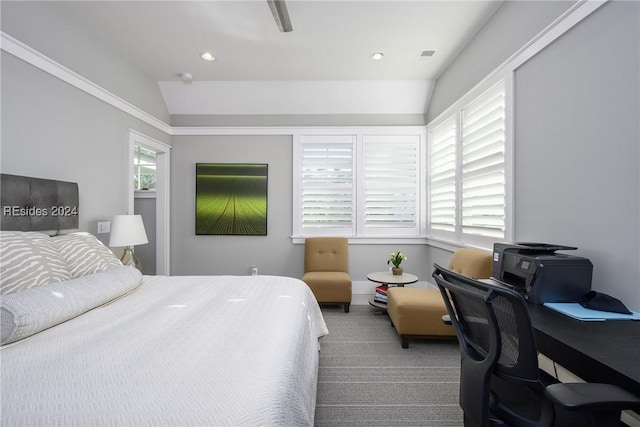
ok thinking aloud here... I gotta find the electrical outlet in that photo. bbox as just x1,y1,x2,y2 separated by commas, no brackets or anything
97,221,110,234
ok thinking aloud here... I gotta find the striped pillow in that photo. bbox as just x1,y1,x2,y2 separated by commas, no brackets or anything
0,231,72,295
51,232,121,278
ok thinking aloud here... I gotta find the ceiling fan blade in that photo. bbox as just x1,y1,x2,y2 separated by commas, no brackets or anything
267,0,293,32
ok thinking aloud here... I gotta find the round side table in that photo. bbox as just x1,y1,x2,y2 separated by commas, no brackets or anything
368,271,419,312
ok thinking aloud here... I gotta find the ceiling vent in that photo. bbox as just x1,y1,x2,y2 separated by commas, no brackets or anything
416,49,436,62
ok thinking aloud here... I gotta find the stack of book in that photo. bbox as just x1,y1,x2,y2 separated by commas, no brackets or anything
374,284,389,304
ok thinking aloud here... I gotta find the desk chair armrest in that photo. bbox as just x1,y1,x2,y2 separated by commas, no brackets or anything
442,314,452,325
545,382,640,411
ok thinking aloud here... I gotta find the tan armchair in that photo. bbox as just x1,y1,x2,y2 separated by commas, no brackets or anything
447,247,493,279
302,237,352,313
387,247,492,348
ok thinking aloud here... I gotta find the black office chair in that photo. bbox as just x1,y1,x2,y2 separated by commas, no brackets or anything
432,264,640,427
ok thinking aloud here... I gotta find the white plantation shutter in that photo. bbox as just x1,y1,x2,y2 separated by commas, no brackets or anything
294,130,425,240
298,135,355,235
461,83,506,239
428,117,457,236
362,135,419,235
427,79,509,247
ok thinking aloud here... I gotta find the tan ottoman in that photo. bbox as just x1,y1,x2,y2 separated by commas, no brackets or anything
387,287,455,349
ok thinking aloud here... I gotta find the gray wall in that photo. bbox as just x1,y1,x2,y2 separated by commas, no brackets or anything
1,1,169,123
170,135,296,277
170,134,431,282
427,0,575,122
513,0,639,310
134,196,157,275
427,0,640,310
1,51,169,242
1,6,170,245
4,0,638,310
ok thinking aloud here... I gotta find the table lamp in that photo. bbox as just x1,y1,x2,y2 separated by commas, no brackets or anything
109,214,148,271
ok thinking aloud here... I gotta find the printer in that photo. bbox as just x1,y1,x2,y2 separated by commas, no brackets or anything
492,242,592,304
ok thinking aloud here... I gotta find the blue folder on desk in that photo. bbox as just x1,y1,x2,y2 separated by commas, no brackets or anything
543,303,640,321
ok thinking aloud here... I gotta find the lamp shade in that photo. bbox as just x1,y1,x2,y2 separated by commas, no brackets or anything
109,215,149,247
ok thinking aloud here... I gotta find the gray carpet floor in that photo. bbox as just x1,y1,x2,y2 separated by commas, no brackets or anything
315,305,463,426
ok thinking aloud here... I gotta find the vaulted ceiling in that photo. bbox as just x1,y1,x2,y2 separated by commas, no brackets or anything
61,1,503,116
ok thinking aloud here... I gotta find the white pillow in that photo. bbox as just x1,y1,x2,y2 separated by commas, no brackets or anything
0,231,71,295
1,266,142,345
51,232,121,278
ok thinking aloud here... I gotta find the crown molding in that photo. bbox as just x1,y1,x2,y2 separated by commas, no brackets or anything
427,0,608,127
171,125,427,136
2,0,608,138
1,31,172,135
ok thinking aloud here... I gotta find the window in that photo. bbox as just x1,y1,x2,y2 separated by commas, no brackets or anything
461,83,506,240
428,117,457,234
428,81,509,248
362,135,419,236
296,135,355,235
293,130,425,240
133,144,157,191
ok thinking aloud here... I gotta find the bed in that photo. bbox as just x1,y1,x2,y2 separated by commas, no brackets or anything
0,174,328,426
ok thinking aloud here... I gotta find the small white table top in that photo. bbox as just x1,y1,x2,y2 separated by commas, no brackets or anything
367,271,419,286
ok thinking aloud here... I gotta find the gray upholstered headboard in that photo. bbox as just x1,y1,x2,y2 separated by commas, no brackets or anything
0,174,79,232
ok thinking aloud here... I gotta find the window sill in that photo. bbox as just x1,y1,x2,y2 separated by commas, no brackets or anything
425,237,492,253
291,235,493,252
134,190,157,199
291,236,430,245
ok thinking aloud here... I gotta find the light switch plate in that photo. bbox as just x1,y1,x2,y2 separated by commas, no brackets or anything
97,221,110,234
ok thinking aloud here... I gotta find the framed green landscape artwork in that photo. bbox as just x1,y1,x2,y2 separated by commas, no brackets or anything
196,163,268,235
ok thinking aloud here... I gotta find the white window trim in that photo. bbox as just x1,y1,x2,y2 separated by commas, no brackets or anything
295,133,357,237
426,76,513,251
128,130,172,275
292,127,427,244
359,134,423,237
134,189,157,199
423,0,608,251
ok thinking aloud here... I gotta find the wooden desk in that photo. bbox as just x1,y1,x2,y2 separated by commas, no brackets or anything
528,304,640,395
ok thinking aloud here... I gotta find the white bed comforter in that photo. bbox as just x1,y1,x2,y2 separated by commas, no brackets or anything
1,274,328,426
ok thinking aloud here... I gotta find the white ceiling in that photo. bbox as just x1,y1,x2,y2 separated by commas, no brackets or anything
61,1,503,116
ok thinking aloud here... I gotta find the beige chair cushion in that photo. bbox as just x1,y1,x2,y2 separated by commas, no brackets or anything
448,247,493,279
301,271,352,302
304,237,349,273
387,288,453,337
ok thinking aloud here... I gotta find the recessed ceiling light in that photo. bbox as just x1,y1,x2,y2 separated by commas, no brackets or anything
370,52,384,61
200,52,216,61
